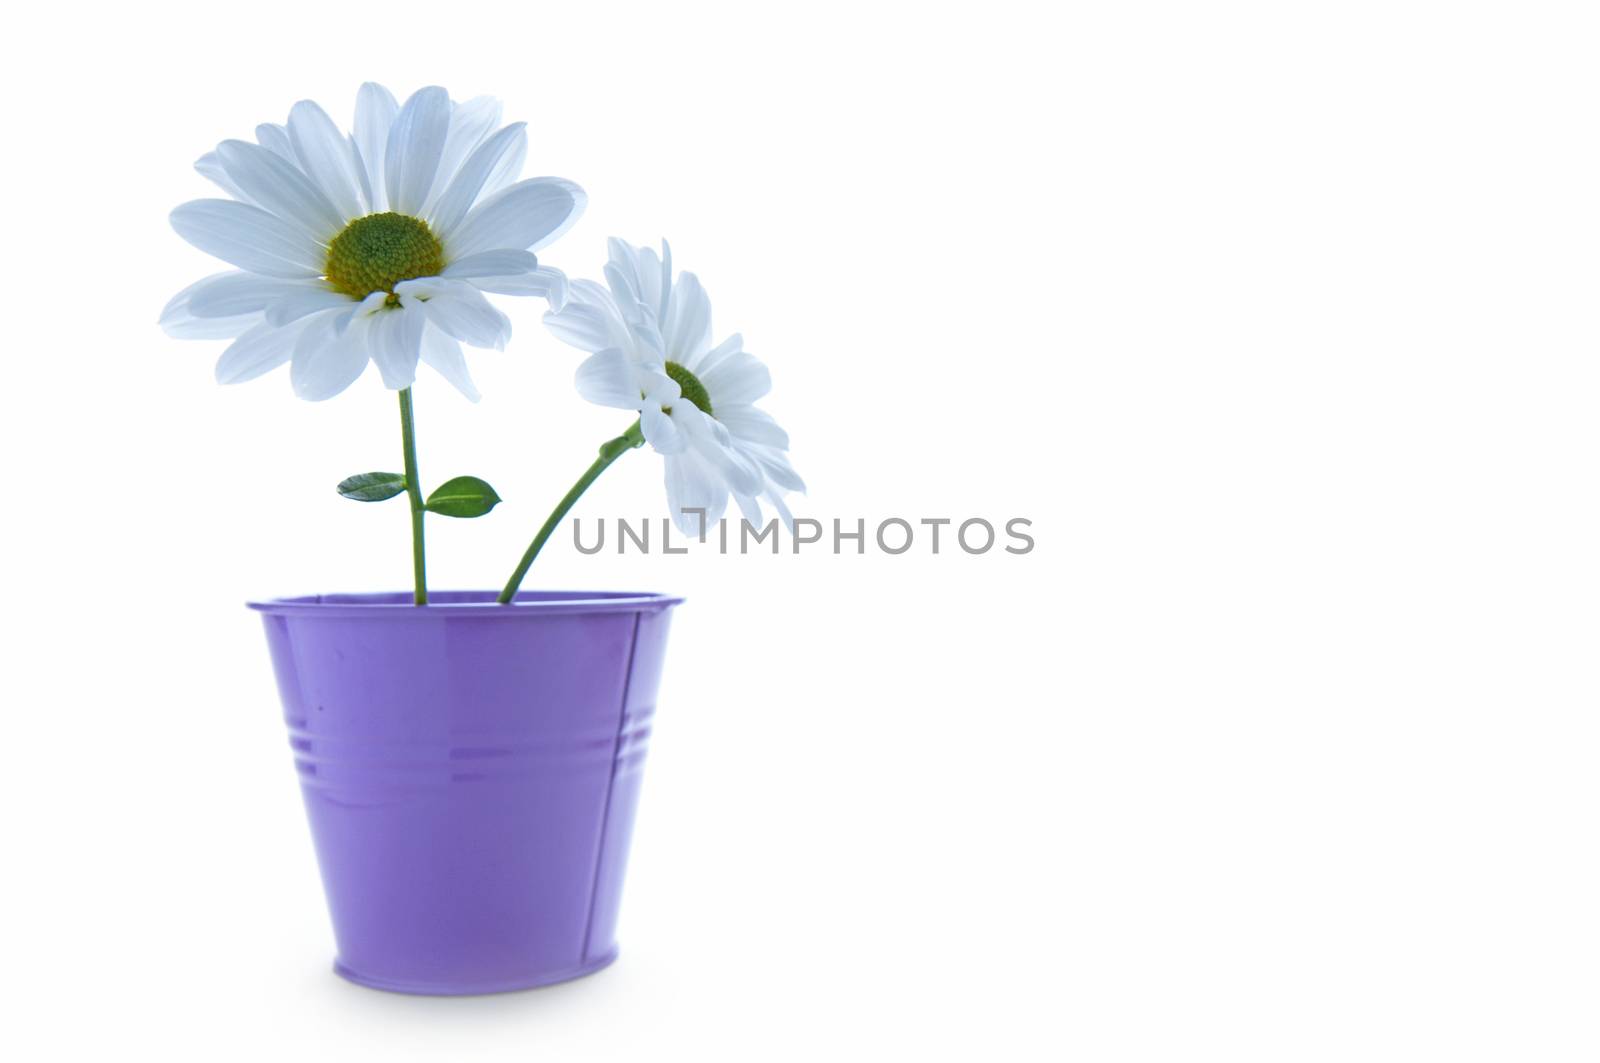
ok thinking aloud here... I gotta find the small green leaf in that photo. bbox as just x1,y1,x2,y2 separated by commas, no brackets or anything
337,472,407,502
425,476,502,518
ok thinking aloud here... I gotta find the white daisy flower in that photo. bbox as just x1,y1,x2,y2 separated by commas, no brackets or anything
161,83,584,402
544,238,804,534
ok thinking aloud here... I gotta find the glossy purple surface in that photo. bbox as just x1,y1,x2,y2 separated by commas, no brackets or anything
250,590,682,995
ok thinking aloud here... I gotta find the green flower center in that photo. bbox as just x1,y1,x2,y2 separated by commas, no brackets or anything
664,361,713,416
324,212,445,301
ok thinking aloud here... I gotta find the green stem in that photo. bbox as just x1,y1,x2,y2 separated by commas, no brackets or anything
398,388,427,605
498,419,644,604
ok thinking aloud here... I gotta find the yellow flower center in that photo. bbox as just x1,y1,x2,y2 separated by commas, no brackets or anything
324,212,444,301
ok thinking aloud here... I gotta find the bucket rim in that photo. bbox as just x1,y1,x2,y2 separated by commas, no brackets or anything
248,590,684,617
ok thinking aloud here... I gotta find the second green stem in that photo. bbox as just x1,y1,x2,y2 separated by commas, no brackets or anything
498,419,644,604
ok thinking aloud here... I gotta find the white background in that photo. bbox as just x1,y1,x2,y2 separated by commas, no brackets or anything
2,1,1596,1058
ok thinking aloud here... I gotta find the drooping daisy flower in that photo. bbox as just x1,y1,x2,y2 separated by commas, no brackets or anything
544,239,803,533
161,83,584,401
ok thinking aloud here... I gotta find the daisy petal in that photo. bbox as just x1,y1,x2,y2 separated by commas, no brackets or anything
769,492,797,533
575,348,645,410
663,270,712,362
689,424,764,496
428,123,527,239
641,403,688,454
597,279,665,362
396,278,511,349
607,238,667,317
188,272,324,318
475,265,569,309
287,100,365,222
643,368,682,409
291,310,369,400
215,321,299,384
715,403,790,449
194,152,250,203
159,274,262,339
664,450,729,535
368,307,426,390
385,86,451,217
170,199,325,278
544,300,615,352
752,446,806,493
265,286,354,326
691,332,743,376
658,241,673,316
447,177,586,258
215,139,342,239
255,123,294,160
353,82,399,211
733,491,763,529
348,134,374,211
700,351,773,406
425,96,502,216
419,327,480,401
568,278,617,308
440,248,539,279
603,261,641,308
482,128,527,198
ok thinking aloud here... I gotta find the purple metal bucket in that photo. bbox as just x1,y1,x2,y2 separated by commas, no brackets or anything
249,590,682,995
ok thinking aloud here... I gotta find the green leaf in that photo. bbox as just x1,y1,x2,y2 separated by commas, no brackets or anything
337,472,407,502
424,476,502,518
